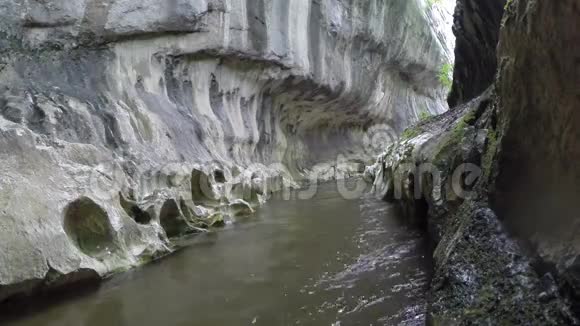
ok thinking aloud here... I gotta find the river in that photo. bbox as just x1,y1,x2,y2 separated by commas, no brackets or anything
3,180,431,326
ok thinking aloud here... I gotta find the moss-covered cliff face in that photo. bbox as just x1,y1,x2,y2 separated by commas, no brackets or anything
369,0,580,323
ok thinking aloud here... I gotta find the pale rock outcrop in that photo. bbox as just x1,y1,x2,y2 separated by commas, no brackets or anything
0,0,454,301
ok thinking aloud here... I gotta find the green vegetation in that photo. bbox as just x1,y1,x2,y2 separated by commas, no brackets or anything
401,126,422,140
504,0,514,10
433,113,472,166
482,129,498,179
445,109,476,145
453,118,468,136
427,0,443,7
462,109,477,125
438,63,454,89
419,110,433,122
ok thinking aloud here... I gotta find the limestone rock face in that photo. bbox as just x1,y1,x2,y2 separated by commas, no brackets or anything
0,1,454,301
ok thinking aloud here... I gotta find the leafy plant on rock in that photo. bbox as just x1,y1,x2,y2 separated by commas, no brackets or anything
439,63,454,89
427,0,443,7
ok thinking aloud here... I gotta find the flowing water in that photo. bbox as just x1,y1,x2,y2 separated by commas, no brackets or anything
3,181,431,326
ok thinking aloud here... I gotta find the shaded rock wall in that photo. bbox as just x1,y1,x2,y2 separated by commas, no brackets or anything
0,0,454,302
493,0,580,315
447,0,505,107
368,0,580,323
368,90,575,324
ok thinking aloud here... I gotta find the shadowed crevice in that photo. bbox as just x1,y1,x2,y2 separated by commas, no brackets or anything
63,197,119,258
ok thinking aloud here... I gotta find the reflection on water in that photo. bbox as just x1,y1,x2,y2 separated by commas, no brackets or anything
3,181,430,326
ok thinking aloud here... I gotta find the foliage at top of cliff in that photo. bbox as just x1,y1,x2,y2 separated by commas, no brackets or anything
439,63,454,89
427,0,444,7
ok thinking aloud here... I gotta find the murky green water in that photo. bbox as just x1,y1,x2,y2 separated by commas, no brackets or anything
3,181,430,326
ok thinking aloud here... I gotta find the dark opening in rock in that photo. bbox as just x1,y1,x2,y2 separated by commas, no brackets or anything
119,193,152,225
63,197,118,258
191,168,218,204
159,199,187,238
213,169,226,183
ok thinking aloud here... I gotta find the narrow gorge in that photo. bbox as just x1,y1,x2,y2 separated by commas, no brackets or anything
0,0,578,325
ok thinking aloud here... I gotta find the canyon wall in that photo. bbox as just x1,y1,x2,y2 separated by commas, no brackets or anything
369,0,580,323
493,0,580,317
0,0,453,302
447,0,505,107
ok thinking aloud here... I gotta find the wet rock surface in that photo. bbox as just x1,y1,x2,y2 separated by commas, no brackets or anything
370,90,577,324
369,0,580,323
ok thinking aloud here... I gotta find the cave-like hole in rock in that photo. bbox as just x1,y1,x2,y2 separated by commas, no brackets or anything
191,168,217,203
63,197,118,258
213,169,226,183
119,193,152,225
159,199,186,238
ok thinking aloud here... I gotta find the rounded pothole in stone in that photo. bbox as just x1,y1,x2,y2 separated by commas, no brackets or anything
63,197,119,259
191,168,218,204
159,199,189,238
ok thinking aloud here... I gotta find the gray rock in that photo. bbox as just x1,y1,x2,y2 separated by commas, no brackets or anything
369,0,580,322
447,0,506,107
493,1,580,315
0,0,455,302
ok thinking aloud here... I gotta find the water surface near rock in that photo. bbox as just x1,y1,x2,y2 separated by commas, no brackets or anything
1,181,431,326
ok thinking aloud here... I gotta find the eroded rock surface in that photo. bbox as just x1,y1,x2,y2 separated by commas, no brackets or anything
0,0,454,302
